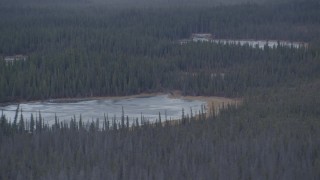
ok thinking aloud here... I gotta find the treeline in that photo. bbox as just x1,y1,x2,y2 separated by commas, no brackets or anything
0,42,319,102
0,0,291,8
0,1,320,102
0,79,319,179
0,1,320,179
1,1,320,55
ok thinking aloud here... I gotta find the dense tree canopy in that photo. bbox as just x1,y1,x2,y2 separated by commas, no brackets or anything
0,1,319,102
0,1,320,179
0,78,320,180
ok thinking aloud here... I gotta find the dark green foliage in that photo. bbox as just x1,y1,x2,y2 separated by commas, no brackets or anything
0,0,300,8
0,1,320,179
0,82,319,179
0,1,320,102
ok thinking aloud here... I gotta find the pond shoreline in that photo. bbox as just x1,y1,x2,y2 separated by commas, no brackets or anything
0,93,164,107
0,91,241,114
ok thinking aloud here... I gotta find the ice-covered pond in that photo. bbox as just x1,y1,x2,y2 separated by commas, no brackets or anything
211,39,308,49
179,38,308,49
0,95,207,125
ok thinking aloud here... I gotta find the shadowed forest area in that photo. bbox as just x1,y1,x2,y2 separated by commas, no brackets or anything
1,79,319,179
0,0,302,8
0,0,320,179
0,0,319,102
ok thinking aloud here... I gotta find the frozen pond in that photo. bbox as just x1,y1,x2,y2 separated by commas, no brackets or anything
179,38,308,49
0,95,206,125
211,39,308,49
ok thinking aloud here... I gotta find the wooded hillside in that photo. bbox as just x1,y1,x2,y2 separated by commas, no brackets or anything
0,1,319,102
0,1,319,179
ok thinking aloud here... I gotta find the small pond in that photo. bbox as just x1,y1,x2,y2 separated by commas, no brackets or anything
1,95,207,125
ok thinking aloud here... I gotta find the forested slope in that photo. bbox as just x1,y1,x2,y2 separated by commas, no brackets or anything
0,1,319,102
0,79,319,179
0,1,320,179
0,0,296,8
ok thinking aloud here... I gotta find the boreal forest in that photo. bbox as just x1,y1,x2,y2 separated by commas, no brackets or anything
0,0,320,179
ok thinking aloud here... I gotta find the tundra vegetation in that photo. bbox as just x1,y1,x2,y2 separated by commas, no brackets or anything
0,0,319,179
